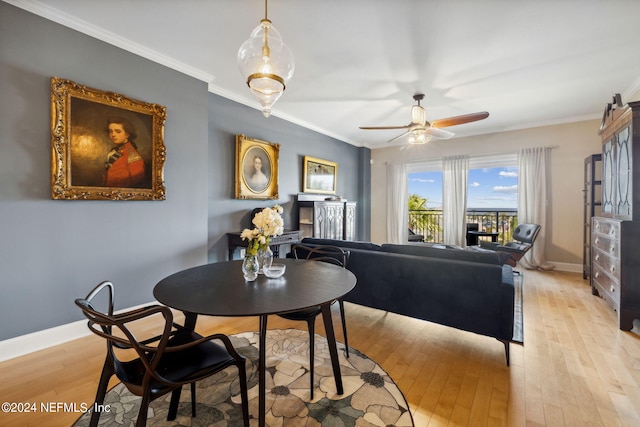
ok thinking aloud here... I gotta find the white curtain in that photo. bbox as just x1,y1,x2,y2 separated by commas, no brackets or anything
518,147,555,270
442,155,469,247
387,161,408,244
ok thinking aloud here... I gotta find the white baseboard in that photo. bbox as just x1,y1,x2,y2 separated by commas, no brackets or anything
0,301,152,363
0,320,90,363
549,261,582,273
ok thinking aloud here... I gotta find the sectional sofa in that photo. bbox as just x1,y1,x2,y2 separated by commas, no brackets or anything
295,238,516,365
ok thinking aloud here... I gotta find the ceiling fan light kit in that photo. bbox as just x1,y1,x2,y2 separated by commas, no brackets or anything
360,93,489,145
237,0,294,118
408,129,431,144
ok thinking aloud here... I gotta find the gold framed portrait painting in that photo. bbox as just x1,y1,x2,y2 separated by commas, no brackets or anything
50,77,167,200
303,156,337,194
235,134,279,199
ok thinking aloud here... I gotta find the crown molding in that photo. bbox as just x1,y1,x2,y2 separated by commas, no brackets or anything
4,0,215,84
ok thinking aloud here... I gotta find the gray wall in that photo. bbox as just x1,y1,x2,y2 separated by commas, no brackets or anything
0,2,370,340
206,94,371,262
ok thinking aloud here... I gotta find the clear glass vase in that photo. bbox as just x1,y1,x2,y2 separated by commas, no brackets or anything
257,245,273,273
242,254,259,281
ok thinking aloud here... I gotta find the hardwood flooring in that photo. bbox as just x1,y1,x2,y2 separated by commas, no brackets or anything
1,269,640,426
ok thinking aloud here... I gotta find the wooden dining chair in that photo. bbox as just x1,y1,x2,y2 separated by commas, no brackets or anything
75,281,250,427
279,244,351,399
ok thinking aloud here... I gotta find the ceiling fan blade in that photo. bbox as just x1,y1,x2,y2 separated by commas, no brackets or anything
360,125,411,130
386,130,412,143
426,127,455,139
430,111,489,128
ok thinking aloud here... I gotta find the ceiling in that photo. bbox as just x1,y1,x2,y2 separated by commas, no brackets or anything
10,0,640,148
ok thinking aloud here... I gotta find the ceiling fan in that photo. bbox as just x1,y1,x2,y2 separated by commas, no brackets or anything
359,94,489,144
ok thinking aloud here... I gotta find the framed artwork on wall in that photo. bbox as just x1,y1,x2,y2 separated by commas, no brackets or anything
50,77,167,200
235,134,279,199
303,156,337,194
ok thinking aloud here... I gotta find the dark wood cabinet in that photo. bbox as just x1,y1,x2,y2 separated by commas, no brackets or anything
591,99,640,330
583,154,601,279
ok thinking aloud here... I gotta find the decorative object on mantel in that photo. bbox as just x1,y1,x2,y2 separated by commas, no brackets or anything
237,0,295,117
235,134,279,199
302,155,337,194
240,205,284,279
50,77,166,200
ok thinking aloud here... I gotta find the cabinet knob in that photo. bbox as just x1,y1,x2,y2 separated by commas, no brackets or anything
610,285,615,293
595,238,599,244
610,265,615,273
610,246,615,254
595,272,600,278
595,254,600,261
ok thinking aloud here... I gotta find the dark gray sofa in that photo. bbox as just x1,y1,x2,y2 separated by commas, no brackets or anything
296,238,516,365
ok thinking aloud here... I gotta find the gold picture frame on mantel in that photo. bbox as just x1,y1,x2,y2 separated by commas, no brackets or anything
50,77,167,200
235,134,279,199
303,156,337,194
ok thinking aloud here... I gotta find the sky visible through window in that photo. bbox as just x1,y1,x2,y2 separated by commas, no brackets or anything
408,167,518,210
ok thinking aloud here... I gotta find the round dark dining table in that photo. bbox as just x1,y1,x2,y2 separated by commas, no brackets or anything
154,258,357,427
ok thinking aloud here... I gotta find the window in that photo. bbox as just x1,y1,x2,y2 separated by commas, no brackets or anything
467,166,518,210
407,154,518,243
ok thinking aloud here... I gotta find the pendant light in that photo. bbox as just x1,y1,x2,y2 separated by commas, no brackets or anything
237,0,294,117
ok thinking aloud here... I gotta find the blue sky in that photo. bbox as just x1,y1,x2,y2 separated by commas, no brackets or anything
408,167,518,209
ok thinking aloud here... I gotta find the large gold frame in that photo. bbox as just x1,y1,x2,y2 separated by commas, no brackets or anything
303,156,337,194
235,134,279,199
50,77,167,200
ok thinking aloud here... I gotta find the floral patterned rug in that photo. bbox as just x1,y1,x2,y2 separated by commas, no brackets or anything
74,329,414,426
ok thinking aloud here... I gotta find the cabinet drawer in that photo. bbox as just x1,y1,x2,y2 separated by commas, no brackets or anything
592,263,620,304
592,217,620,238
592,247,620,280
592,233,619,257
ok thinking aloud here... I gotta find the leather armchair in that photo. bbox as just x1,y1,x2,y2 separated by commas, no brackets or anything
479,223,541,267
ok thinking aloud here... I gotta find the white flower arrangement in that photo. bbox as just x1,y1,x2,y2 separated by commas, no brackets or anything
241,205,284,255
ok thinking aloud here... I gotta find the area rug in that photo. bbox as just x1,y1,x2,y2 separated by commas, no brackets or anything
512,272,524,344
74,328,414,426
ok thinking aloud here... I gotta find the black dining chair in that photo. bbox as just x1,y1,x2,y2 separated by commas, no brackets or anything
279,244,351,399
75,281,250,427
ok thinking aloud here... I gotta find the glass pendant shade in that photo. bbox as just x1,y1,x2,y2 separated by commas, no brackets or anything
238,19,294,117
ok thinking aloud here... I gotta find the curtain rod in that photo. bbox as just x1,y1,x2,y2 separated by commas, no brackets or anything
398,144,559,166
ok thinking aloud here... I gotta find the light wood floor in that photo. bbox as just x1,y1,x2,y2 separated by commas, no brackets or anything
2,269,640,426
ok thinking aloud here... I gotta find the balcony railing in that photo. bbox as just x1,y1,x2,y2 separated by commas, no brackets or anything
408,208,518,245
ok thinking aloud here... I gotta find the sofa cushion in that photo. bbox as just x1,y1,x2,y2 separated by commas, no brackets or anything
380,243,502,265
300,238,381,252
343,250,513,341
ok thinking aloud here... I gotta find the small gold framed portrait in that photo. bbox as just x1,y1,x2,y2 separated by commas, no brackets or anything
303,156,337,194
50,77,167,200
235,134,279,199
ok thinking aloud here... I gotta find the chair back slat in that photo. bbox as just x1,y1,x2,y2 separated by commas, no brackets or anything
292,244,350,268
75,281,177,383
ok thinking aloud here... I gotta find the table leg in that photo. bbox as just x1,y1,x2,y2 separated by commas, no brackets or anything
183,312,198,330
321,304,344,395
258,314,268,427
